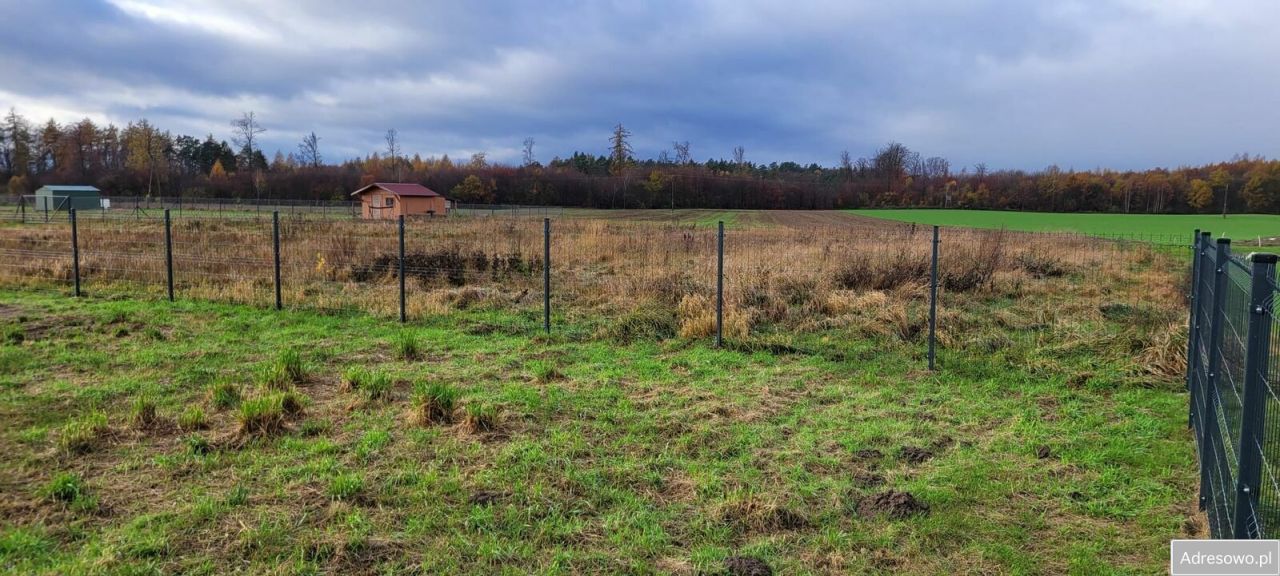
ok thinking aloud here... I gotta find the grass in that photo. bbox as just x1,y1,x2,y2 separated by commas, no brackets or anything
854,208,1280,239
0,267,1197,574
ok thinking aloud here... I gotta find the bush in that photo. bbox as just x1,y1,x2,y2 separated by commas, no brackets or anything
395,332,420,360
410,381,457,426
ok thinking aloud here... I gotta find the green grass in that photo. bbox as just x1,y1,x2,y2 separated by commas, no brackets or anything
0,287,1195,574
855,208,1280,239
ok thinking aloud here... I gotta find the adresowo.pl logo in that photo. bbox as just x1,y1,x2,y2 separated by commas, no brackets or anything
1171,540,1280,576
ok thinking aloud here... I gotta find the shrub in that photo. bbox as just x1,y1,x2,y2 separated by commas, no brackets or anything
395,332,420,360
463,403,498,433
410,381,457,426
58,411,109,454
177,406,207,431
328,473,363,501
129,395,158,429
209,382,241,410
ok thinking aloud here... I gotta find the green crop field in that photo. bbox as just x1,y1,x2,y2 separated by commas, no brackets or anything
853,209,1280,240
0,267,1197,574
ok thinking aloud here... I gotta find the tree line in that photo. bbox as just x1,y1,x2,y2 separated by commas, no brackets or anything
2,108,1279,213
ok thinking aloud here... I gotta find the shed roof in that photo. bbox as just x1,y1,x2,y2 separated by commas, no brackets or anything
351,183,442,198
36,185,101,194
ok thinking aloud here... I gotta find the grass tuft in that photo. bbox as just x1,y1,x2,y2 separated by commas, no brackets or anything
237,391,306,436
58,411,109,454
395,332,420,360
328,473,364,501
259,349,306,389
340,366,368,392
177,405,207,431
129,394,159,429
363,370,394,402
41,472,86,503
209,381,241,410
463,403,498,433
409,381,457,426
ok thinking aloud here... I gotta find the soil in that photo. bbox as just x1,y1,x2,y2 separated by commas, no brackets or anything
468,490,504,506
724,555,773,576
898,445,934,464
1036,445,1053,459
857,490,929,519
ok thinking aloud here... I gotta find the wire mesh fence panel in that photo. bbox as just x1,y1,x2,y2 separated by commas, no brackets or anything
0,218,73,291
277,217,396,317
170,216,276,308
74,215,170,299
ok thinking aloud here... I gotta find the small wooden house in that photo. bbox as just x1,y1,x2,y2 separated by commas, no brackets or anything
351,183,449,220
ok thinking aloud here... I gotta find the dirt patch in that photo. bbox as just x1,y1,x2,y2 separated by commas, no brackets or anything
898,445,934,464
857,490,928,519
852,470,885,489
467,490,504,506
852,448,882,462
1036,445,1053,459
724,555,773,576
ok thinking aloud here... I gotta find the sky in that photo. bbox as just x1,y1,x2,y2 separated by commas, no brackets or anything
0,0,1277,171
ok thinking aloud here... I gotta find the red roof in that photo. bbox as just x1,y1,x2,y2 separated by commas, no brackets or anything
351,183,442,197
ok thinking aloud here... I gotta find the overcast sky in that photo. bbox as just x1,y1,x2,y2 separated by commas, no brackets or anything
1,0,1277,171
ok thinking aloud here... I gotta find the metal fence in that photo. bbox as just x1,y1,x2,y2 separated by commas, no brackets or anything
1188,230,1280,539
0,208,1187,372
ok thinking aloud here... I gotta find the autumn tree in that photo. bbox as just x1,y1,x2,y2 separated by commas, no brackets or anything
1242,163,1280,213
1188,179,1214,211
450,174,495,203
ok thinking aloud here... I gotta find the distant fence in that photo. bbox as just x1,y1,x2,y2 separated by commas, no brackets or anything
0,195,564,222
1187,230,1280,539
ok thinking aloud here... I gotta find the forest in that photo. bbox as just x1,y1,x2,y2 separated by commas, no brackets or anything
2,107,1279,213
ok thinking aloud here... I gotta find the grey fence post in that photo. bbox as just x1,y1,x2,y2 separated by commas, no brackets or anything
543,218,551,334
716,220,724,347
398,215,407,323
1188,230,1201,427
164,209,174,302
1234,252,1276,538
70,208,80,297
272,211,282,311
929,225,940,370
1202,238,1231,514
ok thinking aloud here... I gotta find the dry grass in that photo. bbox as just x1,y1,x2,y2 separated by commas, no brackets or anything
0,212,1185,353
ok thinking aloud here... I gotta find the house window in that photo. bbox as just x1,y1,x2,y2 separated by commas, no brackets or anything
384,197,394,207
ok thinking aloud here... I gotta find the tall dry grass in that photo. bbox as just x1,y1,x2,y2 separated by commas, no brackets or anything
0,214,1185,352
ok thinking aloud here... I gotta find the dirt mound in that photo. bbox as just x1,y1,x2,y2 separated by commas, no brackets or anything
898,445,934,464
724,556,773,576
468,490,504,506
857,490,928,519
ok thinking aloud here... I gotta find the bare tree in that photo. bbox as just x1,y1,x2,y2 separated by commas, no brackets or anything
673,141,691,165
839,150,853,181
609,124,632,176
230,111,266,196
297,131,322,170
872,142,911,194
732,145,746,170
385,129,402,182
522,137,536,166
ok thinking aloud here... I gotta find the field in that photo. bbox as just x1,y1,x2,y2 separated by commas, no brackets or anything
0,210,1198,574
854,209,1280,240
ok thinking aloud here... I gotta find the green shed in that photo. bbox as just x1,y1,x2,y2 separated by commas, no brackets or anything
34,185,102,211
